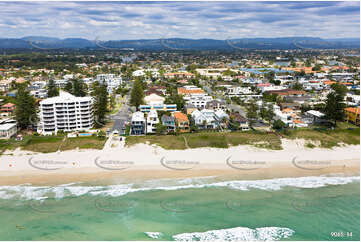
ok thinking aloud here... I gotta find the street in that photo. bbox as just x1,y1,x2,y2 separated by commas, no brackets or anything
110,95,131,135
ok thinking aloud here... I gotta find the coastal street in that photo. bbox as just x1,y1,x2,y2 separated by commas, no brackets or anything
111,95,131,135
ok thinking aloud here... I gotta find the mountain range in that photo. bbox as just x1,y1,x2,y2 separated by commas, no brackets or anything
0,36,359,50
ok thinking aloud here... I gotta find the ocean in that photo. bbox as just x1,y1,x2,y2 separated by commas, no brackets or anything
0,176,359,241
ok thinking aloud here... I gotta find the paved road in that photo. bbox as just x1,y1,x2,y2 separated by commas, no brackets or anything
110,96,131,135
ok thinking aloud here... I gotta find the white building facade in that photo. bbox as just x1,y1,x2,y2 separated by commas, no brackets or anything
38,92,94,135
96,74,122,94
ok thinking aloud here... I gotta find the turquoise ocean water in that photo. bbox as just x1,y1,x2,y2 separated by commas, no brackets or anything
0,176,359,241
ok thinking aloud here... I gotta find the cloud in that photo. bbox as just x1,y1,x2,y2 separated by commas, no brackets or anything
0,1,359,39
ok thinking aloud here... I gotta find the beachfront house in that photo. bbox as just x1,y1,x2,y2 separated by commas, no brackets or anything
131,111,146,135
191,109,218,130
344,107,360,126
0,122,17,139
146,110,159,134
304,110,326,125
229,112,249,131
161,114,176,133
173,111,190,132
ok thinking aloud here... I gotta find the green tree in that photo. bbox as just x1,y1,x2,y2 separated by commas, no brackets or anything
265,103,275,124
92,82,108,128
64,81,73,93
246,100,258,127
15,85,37,130
324,83,347,127
260,105,268,120
72,79,86,97
165,94,185,110
156,122,167,135
273,119,286,130
293,82,303,90
130,79,144,108
47,79,59,97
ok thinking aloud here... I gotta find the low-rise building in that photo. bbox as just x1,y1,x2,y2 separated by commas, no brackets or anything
226,86,253,97
161,115,176,133
96,74,122,94
344,107,360,126
1,103,15,117
304,110,326,125
0,122,17,139
130,111,146,135
139,104,177,113
146,110,159,134
173,111,190,132
184,104,198,115
230,112,249,131
206,99,227,111
191,109,218,129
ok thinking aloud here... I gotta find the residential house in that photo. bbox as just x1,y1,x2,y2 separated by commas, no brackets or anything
184,104,198,115
164,72,194,79
144,93,165,105
0,122,17,139
265,89,306,98
344,107,360,126
226,86,253,97
173,111,190,132
179,85,213,109
146,110,159,134
230,112,249,131
161,114,176,133
54,79,68,88
0,79,12,92
214,109,229,128
130,111,146,135
206,99,227,111
304,110,326,125
1,103,15,117
96,74,122,94
191,109,218,129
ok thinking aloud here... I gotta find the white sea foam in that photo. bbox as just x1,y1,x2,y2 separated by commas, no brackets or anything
172,226,295,241
0,176,359,200
144,232,163,239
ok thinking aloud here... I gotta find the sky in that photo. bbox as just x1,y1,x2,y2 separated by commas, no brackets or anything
0,1,359,40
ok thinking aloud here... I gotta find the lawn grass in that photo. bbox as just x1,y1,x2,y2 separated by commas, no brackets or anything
282,126,360,148
184,132,228,149
1,135,106,154
126,131,283,150
60,136,106,150
20,136,65,153
125,134,187,149
225,131,283,150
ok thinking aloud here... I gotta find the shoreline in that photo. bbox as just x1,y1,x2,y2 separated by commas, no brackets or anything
0,139,359,186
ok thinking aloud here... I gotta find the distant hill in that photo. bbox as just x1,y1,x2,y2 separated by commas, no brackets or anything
0,36,358,50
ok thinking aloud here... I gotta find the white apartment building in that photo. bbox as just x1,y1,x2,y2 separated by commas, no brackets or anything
38,92,94,135
146,109,159,134
184,94,213,109
96,74,122,94
54,79,68,88
226,86,253,97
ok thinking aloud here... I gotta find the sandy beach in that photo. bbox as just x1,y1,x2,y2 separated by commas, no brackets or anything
0,139,359,185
